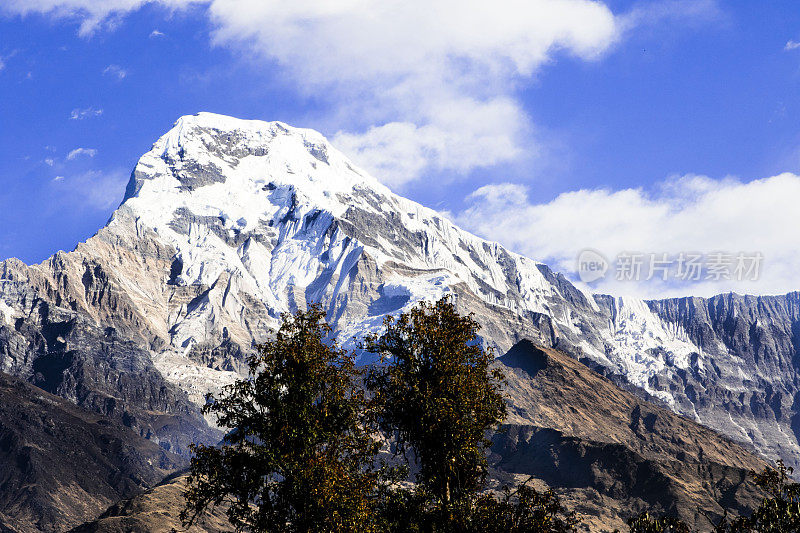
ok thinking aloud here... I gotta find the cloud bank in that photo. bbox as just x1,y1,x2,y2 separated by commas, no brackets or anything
1,0,623,187
456,173,800,298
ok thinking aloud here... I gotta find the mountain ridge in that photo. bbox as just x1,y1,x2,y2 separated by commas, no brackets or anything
0,371,186,532
0,111,798,476
493,341,768,531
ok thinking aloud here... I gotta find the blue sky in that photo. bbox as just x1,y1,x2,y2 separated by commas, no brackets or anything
2,0,800,297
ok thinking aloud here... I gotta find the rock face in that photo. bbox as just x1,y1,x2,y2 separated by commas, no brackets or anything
0,112,798,477
0,372,185,533
493,341,768,531
0,272,219,458
644,293,800,474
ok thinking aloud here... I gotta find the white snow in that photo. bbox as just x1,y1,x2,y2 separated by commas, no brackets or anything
112,113,560,352
0,299,16,326
107,112,704,411
598,296,701,406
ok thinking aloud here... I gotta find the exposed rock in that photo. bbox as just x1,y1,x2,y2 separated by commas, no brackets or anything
643,293,800,471
69,473,233,533
0,372,184,533
492,341,768,531
0,296,218,458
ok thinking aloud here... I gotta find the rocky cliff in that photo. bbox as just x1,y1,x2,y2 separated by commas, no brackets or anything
494,341,768,531
0,372,185,532
0,112,797,479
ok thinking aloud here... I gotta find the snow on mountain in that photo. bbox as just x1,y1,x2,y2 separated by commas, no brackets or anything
104,112,701,405
5,112,800,472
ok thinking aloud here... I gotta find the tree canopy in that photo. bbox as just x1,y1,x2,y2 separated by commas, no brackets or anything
182,306,379,533
365,297,507,512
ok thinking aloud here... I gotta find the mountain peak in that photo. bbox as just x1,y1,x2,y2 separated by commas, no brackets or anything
160,112,325,159
103,113,703,413
121,112,386,209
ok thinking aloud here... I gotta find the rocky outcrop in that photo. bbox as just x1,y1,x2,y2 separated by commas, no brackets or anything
0,372,185,533
493,341,768,531
640,293,800,472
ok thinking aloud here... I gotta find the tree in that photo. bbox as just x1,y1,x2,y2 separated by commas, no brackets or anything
714,460,800,532
365,297,508,526
627,512,691,533
470,482,581,533
181,306,379,533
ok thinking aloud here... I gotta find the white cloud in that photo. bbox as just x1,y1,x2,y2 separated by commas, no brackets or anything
786,40,800,51
66,147,97,160
149,29,164,38
70,106,103,119
0,49,18,72
49,169,128,210
0,0,195,36
44,158,55,166
204,0,620,186
0,0,622,186
333,95,526,187
456,173,800,298
618,0,721,31
102,63,127,79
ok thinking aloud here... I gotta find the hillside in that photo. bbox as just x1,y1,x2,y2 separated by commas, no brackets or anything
0,372,184,532
493,341,768,530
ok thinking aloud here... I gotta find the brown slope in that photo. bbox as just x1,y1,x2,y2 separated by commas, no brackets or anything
492,340,768,531
69,473,233,533
0,372,185,533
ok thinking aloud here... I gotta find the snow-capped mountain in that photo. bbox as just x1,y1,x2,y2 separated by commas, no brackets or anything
0,113,799,471
114,113,700,401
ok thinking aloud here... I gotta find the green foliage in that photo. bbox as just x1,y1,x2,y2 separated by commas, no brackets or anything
181,306,379,533
627,512,690,533
714,460,800,532
375,479,579,533
365,297,508,513
365,297,576,531
181,298,581,533
469,482,581,533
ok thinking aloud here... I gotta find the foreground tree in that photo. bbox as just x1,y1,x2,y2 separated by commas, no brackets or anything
627,512,691,533
365,297,508,528
714,460,800,532
470,482,581,533
181,306,379,533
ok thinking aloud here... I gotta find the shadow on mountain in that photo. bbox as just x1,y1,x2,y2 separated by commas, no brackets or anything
491,341,767,531
0,372,185,532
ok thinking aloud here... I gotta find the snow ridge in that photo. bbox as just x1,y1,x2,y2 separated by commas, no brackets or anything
109,112,700,407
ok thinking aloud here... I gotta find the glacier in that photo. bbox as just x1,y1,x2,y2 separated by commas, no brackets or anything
2,112,800,471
